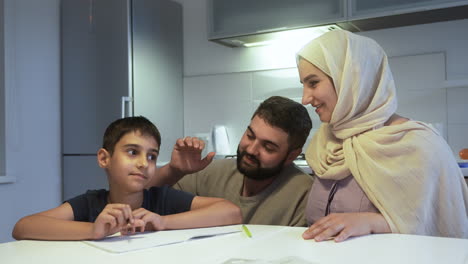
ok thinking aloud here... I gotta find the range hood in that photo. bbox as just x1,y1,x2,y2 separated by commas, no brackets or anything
217,24,341,48
210,4,468,48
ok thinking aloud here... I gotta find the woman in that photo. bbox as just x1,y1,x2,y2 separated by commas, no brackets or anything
296,30,468,242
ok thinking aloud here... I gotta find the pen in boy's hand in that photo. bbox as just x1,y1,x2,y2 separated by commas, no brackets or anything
242,224,252,238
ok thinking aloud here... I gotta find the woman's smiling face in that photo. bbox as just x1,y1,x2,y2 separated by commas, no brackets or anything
298,58,337,123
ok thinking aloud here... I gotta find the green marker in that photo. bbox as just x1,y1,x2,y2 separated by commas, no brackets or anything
242,224,252,238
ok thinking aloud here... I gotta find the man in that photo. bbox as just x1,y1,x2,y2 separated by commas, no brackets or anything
149,96,313,226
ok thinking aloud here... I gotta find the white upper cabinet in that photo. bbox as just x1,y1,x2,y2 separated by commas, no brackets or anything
208,0,468,45
350,0,468,18
346,0,468,31
208,0,345,39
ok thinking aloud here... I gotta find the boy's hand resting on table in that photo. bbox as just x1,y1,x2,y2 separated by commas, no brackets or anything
92,204,136,240
93,205,165,238
128,208,166,232
302,212,391,242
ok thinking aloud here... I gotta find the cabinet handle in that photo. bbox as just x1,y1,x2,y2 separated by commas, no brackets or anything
121,96,133,118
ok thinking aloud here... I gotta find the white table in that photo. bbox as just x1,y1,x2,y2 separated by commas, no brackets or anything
1,225,467,264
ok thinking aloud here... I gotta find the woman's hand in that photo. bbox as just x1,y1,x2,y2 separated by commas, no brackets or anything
131,208,167,232
302,212,391,242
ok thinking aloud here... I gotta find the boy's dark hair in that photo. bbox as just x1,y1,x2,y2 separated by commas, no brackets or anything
102,116,161,155
252,96,312,150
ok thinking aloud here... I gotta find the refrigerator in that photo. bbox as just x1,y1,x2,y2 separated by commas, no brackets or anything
61,0,183,200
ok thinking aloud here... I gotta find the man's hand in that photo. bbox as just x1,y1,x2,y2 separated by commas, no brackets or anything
169,136,215,175
146,136,216,188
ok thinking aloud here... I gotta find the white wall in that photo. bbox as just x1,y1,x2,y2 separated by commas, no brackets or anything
179,0,468,159
0,0,61,243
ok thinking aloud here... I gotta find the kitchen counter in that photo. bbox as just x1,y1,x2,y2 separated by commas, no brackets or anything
294,160,468,178
460,162,468,177
293,159,313,175
462,167,468,177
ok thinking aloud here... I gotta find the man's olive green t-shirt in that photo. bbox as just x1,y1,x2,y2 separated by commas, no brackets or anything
173,159,313,227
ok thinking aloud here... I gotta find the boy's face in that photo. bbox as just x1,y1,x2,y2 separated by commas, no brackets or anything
98,130,159,192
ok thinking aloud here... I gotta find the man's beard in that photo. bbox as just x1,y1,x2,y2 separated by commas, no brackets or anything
236,148,287,181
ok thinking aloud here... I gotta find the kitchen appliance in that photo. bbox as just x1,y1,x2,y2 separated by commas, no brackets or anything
211,125,231,158
61,0,183,200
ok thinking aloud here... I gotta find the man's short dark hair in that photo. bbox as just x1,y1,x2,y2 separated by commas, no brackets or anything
252,96,312,150
102,116,161,155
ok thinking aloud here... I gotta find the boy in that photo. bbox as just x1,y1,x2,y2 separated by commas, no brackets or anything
12,116,242,240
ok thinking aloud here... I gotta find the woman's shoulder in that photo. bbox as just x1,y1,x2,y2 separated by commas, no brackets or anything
384,114,409,126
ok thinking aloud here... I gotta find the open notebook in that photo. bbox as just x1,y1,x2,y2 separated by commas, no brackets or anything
83,225,242,253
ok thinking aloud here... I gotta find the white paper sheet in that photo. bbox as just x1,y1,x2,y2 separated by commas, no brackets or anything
83,225,242,253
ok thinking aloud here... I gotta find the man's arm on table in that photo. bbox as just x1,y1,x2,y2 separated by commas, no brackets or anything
148,137,215,187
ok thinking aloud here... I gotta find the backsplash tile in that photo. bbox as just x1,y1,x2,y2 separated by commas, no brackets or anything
447,87,468,124
184,73,252,155
448,124,468,161
184,52,466,159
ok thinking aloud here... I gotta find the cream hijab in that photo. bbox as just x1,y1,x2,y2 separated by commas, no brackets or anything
297,30,468,238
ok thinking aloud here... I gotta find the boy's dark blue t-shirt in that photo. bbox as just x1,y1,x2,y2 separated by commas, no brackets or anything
66,185,195,222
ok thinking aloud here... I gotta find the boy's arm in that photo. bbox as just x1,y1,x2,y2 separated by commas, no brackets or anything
164,196,242,229
148,137,215,187
12,203,135,241
12,203,95,241
134,196,242,231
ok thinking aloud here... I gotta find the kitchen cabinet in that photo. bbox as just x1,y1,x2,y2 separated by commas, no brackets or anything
208,0,345,40
63,156,108,200
61,0,182,200
208,0,468,46
345,0,468,32
62,0,128,155
350,0,468,19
